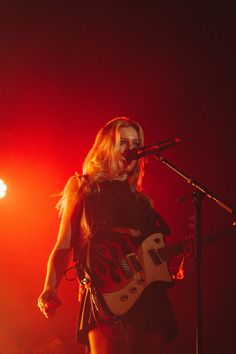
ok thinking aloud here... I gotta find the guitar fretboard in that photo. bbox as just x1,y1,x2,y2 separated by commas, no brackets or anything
157,242,185,261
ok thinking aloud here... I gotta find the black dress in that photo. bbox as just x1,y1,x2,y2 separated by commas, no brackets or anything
71,180,178,345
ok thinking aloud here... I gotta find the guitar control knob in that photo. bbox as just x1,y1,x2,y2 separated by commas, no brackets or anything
120,295,129,302
137,279,144,285
129,287,137,294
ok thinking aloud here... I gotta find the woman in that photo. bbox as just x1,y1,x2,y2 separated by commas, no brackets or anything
38,117,178,354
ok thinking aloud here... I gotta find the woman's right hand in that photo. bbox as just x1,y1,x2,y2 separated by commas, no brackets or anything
37,288,62,319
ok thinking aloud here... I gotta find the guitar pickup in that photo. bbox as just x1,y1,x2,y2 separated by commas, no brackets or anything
126,253,143,272
147,248,162,265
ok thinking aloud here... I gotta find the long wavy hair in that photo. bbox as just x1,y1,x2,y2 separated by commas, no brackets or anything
82,116,145,188
57,117,146,239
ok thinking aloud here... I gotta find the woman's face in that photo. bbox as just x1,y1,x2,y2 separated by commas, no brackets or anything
118,126,140,178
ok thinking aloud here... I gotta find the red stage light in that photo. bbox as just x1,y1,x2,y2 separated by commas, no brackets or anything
0,179,7,199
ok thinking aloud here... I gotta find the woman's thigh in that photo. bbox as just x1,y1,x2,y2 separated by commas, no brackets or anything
88,322,135,354
88,323,164,354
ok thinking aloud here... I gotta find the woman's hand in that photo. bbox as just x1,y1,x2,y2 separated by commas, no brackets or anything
37,288,62,318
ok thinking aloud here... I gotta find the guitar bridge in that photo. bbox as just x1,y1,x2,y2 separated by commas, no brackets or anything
118,258,132,279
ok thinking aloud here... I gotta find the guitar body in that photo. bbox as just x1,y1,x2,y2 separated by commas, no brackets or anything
90,232,175,316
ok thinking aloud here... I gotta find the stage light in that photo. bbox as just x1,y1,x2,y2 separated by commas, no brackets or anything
0,179,7,199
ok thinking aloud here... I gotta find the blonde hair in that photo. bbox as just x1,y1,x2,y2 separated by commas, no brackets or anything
57,117,146,238
82,116,145,189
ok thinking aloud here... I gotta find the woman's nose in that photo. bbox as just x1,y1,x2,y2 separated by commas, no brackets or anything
124,142,132,152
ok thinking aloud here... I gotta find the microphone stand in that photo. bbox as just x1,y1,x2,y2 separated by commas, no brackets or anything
154,153,235,354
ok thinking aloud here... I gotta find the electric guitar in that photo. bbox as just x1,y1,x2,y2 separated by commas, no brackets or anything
89,232,188,316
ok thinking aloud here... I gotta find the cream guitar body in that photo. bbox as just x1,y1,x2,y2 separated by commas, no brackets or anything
90,232,186,316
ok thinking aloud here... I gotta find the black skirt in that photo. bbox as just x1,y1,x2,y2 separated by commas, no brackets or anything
76,282,178,345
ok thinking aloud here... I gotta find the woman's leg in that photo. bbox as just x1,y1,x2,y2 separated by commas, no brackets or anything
88,323,134,354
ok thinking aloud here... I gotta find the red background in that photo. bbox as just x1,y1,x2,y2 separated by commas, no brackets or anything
0,2,235,353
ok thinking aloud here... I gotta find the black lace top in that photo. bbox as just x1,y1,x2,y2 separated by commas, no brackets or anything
73,180,178,345
83,179,169,241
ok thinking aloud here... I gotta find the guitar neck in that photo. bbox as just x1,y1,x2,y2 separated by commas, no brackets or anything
158,241,186,261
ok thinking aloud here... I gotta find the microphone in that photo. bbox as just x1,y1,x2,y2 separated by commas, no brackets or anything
125,137,182,161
